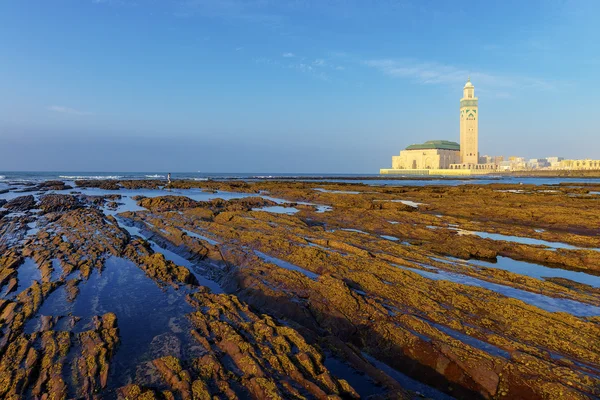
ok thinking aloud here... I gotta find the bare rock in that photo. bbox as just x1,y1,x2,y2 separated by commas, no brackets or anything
39,194,83,213
4,195,36,211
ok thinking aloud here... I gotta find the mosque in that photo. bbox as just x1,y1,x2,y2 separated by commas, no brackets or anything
381,78,496,174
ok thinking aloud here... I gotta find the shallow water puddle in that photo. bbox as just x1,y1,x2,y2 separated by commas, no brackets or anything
26,256,195,388
424,320,510,358
323,355,386,397
374,199,424,208
119,220,224,294
25,221,40,237
12,258,41,297
182,228,221,246
147,240,224,294
50,258,64,281
468,256,600,288
340,228,370,235
252,205,300,215
314,188,361,194
254,250,319,279
401,265,600,316
361,353,457,400
381,235,400,241
451,228,593,251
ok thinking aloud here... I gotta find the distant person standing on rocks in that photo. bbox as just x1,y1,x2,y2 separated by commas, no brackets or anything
167,173,172,190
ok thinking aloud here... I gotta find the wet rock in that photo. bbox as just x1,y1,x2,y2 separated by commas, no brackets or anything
124,240,198,286
0,312,118,399
75,179,121,190
146,292,361,399
117,384,162,399
4,195,36,212
139,196,199,212
39,194,83,213
37,180,73,191
3,179,600,399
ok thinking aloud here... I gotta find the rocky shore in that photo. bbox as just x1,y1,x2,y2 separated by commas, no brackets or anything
1,178,599,399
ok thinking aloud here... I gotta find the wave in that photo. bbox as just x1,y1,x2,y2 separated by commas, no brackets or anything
145,174,165,178
59,175,123,180
193,178,209,181
0,175,5,180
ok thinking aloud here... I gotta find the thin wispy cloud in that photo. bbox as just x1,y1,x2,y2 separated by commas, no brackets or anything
364,59,557,92
259,51,350,81
47,106,93,116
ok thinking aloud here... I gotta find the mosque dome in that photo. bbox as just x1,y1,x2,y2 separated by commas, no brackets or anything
464,78,474,88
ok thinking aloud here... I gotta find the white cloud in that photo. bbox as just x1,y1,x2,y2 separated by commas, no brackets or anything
282,52,295,58
47,106,93,116
363,59,556,91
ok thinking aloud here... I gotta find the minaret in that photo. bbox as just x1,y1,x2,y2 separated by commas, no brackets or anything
460,77,478,165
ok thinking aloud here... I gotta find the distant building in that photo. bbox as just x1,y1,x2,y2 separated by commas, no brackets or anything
498,161,512,171
546,157,564,164
480,155,505,165
382,78,499,175
527,158,550,169
554,159,600,170
449,79,494,170
391,140,460,169
459,78,479,165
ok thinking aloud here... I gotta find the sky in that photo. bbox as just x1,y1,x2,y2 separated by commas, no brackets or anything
0,0,599,173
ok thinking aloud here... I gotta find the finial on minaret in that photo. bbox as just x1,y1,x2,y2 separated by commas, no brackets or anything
467,75,470,82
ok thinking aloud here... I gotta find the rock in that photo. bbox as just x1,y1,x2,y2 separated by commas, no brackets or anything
39,194,83,213
75,180,120,190
138,196,199,212
36,180,73,191
4,195,36,211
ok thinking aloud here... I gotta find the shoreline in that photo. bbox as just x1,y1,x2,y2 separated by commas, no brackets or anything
1,178,600,398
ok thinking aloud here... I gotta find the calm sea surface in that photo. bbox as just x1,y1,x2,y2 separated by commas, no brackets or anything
1,171,599,188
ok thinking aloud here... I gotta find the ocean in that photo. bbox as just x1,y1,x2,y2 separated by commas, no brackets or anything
1,170,600,188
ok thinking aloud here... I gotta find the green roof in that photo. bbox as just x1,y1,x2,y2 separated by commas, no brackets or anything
405,140,460,151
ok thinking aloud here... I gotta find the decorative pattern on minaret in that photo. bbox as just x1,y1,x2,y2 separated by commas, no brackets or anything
459,78,479,165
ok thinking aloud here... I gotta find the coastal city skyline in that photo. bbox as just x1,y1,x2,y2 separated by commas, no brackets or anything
381,78,598,175
1,0,599,173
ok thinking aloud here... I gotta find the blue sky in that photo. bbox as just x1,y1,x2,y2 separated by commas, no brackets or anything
1,0,598,173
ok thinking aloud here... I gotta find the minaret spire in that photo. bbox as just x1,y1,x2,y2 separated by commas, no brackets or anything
460,78,479,165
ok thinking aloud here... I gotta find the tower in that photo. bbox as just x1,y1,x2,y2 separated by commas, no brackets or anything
460,78,478,165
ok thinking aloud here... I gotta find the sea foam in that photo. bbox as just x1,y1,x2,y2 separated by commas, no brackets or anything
145,174,165,178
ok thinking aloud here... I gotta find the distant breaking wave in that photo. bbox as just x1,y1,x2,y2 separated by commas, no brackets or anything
145,174,165,178
0,175,5,180
193,178,209,181
59,175,123,180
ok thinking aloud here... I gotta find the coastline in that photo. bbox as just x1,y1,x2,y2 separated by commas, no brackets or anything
1,177,600,398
